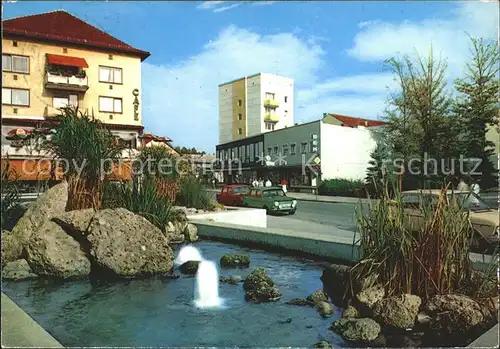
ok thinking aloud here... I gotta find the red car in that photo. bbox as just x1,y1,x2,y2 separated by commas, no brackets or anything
216,184,251,206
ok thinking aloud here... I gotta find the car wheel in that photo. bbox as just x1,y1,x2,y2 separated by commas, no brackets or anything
232,200,238,206
289,210,296,215
263,206,270,215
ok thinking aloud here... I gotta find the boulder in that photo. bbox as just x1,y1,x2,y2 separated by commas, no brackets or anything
220,254,250,268
343,305,360,319
316,301,334,318
53,209,96,236
307,289,329,304
356,285,385,314
477,296,499,324
183,223,199,243
331,318,381,343
372,294,422,329
424,294,484,334
243,268,281,302
1,230,23,266
2,259,38,280
25,220,91,279
179,261,200,275
4,182,68,263
314,341,332,349
320,263,351,304
165,232,185,245
85,208,174,277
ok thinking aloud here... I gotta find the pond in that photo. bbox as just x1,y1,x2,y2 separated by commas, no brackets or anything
2,241,345,347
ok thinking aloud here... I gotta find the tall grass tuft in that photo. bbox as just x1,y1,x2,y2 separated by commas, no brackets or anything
42,107,125,210
102,177,183,232
1,160,23,230
176,175,213,210
352,184,475,300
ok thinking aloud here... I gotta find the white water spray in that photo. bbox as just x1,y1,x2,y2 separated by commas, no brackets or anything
176,245,223,309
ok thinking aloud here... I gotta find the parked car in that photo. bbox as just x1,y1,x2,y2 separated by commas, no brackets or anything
401,190,499,252
216,184,251,206
243,186,297,215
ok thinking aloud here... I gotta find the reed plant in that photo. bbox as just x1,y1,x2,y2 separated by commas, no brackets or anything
42,107,125,210
1,160,22,230
176,175,213,210
102,176,183,232
352,183,476,300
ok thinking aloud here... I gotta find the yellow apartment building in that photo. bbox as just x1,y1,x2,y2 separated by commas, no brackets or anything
1,10,150,181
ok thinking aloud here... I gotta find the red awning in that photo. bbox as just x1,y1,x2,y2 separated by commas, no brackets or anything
46,53,89,68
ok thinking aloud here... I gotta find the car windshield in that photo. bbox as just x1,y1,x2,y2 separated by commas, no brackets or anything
263,189,286,197
233,186,250,194
450,193,490,211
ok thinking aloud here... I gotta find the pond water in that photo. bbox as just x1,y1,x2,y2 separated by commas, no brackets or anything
2,241,346,347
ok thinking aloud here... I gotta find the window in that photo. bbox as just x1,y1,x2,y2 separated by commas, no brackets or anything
53,95,78,109
284,96,288,103
265,92,275,100
290,143,296,155
283,144,289,156
99,66,122,84
2,88,29,106
310,140,317,153
249,144,254,160
238,113,242,120
301,142,308,154
265,122,272,130
99,96,122,113
238,128,243,135
267,147,272,156
401,195,420,209
2,54,29,73
273,146,279,156
265,107,272,114
238,99,242,107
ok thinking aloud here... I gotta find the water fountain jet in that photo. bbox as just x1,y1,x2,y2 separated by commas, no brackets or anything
176,245,224,309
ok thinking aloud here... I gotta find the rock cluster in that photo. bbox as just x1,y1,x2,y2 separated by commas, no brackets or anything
1,182,177,280
243,268,281,302
286,289,334,318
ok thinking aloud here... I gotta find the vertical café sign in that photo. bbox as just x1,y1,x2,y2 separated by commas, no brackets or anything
133,89,140,121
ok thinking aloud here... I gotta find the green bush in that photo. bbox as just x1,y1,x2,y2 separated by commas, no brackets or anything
176,176,213,210
318,178,366,197
102,177,184,232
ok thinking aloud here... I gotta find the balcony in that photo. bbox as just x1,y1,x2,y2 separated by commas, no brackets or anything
264,99,279,108
264,112,279,123
45,72,89,92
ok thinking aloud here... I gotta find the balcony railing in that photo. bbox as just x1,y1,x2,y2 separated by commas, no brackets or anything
264,112,279,123
45,72,89,92
264,99,279,108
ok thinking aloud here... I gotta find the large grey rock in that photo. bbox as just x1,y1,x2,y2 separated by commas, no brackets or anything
3,182,68,263
25,220,91,279
53,208,96,236
372,294,422,329
2,259,38,280
424,294,484,334
356,285,385,312
243,268,281,302
320,263,351,305
183,223,199,242
331,318,381,343
86,208,174,277
316,301,334,318
165,232,185,244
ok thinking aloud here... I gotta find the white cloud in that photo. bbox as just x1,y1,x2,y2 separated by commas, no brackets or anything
142,26,323,151
142,1,499,151
197,1,241,13
347,1,499,78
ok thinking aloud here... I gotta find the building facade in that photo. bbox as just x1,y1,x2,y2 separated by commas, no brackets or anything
1,10,150,181
218,73,294,144
216,114,387,189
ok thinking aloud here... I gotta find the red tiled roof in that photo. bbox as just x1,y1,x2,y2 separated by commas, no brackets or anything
46,53,88,68
3,10,150,61
326,113,389,127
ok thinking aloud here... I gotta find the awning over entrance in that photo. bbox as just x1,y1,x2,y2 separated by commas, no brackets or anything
46,53,89,68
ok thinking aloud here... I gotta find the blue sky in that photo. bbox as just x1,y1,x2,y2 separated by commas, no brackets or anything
3,1,499,152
